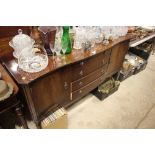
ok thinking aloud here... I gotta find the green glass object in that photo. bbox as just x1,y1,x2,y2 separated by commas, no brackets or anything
61,26,72,54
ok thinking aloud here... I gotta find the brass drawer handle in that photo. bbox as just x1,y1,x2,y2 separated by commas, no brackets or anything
80,61,84,66
70,93,72,100
64,82,68,90
102,59,105,65
79,70,83,76
79,90,82,94
100,76,105,82
101,68,105,73
79,81,83,86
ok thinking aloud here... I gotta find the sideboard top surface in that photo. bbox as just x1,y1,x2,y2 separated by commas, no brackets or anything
1,34,133,85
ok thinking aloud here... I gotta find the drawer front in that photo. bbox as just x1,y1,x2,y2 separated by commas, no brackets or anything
71,64,108,92
71,75,106,101
71,53,104,81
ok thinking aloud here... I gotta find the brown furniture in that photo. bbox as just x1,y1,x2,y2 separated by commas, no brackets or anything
0,26,31,58
0,64,28,128
1,34,133,128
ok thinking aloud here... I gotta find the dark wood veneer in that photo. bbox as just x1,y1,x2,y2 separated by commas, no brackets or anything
1,34,133,127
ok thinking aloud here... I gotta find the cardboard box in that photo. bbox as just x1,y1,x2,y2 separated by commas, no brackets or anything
41,108,68,129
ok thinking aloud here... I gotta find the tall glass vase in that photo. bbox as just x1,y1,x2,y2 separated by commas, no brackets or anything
61,26,72,54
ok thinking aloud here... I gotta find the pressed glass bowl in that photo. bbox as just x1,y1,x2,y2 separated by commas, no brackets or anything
18,53,48,73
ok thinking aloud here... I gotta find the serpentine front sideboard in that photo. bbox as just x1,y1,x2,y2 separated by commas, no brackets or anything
1,34,133,128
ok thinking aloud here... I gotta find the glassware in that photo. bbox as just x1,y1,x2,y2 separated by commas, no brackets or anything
61,26,72,54
9,29,35,58
61,41,68,55
73,26,84,49
18,47,48,73
110,26,119,39
54,42,62,56
49,43,56,56
123,26,128,36
95,27,103,43
90,27,96,47
54,27,63,56
82,26,95,50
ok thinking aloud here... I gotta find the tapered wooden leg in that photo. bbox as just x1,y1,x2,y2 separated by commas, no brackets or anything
36,122,41,129
15,105,28,129
116,71,121,81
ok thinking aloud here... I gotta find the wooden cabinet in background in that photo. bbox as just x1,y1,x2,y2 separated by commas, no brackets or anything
0,26,31,38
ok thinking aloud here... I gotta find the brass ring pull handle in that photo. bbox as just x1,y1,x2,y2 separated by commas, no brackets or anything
79,90,82,94
100,76,105,82
79,70,83,76
101,68,105,73
64,82,68,90
79,81,83,86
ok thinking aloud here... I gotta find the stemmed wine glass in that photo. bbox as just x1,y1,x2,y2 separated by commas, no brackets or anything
49,43,56,59
61,41,68,60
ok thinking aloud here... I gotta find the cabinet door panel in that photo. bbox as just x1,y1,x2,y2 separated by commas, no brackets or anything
30,66,71,117
107,41,129,76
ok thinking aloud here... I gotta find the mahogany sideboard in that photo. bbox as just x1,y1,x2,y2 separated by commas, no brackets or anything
1,34,133,128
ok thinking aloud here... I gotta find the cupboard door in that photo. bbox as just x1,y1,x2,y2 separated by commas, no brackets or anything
30,66,71,117
106,40,129,76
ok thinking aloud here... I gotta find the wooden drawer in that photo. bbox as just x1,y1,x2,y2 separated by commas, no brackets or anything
71,64,108,92
71,53,105,81
71,75,106,101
